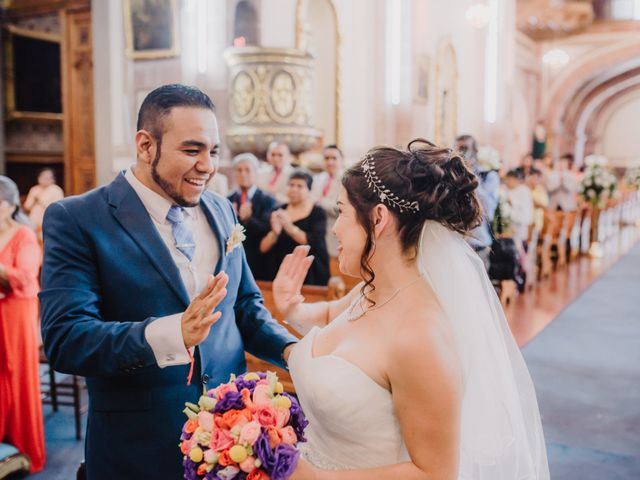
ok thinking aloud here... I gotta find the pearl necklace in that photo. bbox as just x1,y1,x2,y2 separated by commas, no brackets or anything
346,275,424,322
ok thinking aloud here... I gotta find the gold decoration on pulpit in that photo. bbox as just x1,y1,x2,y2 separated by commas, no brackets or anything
434,39,459,147
224,47,322,156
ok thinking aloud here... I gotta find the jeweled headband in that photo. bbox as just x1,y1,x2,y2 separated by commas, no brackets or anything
362,154,420,214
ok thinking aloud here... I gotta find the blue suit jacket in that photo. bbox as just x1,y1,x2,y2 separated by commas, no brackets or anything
40,173,297,479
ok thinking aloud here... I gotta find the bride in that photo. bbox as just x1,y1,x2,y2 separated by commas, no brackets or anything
273,139,549,479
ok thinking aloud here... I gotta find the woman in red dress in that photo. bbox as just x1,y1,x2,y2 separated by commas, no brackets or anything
0,176,45,473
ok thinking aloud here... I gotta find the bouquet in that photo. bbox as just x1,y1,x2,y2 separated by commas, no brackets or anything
180,372,308,480
580,155,617,207
477,145,502,172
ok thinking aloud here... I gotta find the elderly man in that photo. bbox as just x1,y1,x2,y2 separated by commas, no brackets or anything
259,141,294,204
228,153,277,280
311,144,344,257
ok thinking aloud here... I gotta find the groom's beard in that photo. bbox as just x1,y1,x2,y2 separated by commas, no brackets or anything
151,139,199,208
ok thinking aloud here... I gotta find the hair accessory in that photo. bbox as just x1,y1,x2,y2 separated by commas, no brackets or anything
362,154,420,214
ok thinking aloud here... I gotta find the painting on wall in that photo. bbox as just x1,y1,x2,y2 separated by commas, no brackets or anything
124,0,179,60
414,54,430,104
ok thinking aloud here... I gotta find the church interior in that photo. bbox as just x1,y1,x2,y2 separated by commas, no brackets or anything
0,0,639,479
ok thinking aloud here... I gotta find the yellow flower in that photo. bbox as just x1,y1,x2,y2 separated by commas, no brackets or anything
226,224,247,256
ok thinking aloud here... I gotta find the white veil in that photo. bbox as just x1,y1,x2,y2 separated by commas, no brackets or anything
418,221,549,479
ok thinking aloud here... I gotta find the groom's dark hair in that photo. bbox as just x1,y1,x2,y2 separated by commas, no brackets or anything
136,84,215,140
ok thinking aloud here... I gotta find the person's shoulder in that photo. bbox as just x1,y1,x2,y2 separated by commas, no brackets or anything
52,183,110,214
15,224,38,243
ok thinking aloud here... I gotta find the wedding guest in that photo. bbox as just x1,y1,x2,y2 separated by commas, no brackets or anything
526,169,549,231
258,141,294,204
546,155,579,211
311,144,344,257
23,168,64,235
504,169,534,248
228,153,276,280
515,152,535,178
0,176,45,473
260,170,329,285
456,134,500,271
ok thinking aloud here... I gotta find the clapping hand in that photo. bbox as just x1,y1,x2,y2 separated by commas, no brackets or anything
181,271,229,348
238,202,253,222
275,209,293,229
272,245,314,318
270,211,284,235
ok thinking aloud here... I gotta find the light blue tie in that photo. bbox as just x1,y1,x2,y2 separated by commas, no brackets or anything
166,205,195,262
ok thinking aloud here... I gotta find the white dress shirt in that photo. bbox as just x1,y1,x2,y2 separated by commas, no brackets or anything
124,168,219,367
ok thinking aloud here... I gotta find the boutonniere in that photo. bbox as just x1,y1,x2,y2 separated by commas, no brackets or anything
226,223,246,256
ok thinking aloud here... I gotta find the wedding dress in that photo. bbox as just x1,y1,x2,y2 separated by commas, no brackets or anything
287,221,550,479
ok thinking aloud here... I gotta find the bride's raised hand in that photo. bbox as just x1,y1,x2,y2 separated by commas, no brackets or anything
272,245,314,318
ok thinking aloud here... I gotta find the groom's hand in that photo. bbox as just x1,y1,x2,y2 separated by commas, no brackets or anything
182,271,229,349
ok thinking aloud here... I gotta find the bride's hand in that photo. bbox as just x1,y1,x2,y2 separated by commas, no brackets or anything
290,457,320,480
272,245,314,318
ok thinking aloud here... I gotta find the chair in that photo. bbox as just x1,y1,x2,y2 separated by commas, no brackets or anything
523,224,539,291
39,347,85,441
247,277,346,393
538,211,555,280
0,443,30,479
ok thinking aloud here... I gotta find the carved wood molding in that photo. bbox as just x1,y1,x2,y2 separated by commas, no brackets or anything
2,0,89,18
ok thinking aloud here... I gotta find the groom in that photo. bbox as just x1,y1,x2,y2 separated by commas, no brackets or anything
40,84,298,479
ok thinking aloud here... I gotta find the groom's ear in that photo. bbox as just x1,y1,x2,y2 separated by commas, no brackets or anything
135,129,157,165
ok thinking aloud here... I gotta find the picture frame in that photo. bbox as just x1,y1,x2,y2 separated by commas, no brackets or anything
414,54,430,104
123,0,180,60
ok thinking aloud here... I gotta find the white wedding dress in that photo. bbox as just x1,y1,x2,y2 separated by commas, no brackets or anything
286,222,550,479
288,325,410,470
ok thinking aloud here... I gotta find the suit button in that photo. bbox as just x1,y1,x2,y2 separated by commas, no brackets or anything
201,374,209,384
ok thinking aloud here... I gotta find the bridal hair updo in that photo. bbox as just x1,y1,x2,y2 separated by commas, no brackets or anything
342,138,482,293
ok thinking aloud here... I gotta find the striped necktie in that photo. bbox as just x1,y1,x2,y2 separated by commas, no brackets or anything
166,205,195,262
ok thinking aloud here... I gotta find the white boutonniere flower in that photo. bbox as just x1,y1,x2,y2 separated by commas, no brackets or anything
226,223,246,256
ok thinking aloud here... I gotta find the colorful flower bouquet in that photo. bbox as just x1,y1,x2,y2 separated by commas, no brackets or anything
180,371,308,480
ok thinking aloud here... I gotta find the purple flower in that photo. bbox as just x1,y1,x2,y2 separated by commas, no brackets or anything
235,377,258,392
253,430,276,474
271,443,300,480
214,391,246,413
181,430,193,441
183,457,197,480
283,393,308,442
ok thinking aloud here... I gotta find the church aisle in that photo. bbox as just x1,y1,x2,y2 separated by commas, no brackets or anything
522,241,640,479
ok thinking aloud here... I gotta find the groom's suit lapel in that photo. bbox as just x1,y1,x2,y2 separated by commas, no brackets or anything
199,193,230,275
107,173,191,307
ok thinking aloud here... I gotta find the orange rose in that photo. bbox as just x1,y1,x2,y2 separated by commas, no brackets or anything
266,426,282,449
214,413,226,429
222,408,253,429
241,388,257,412
218,450,236,467
184,419,198,434
247,469,270,480
197,463,208,476
215,383,239,400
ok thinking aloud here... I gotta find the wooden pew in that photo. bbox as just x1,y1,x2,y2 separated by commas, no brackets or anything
523,224,539,291
538,211,556,280
245,277,346,393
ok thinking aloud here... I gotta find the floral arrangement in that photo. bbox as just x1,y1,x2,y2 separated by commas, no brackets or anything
226,224,247,256
477,145,502,172
180,372,308,480
580,155,617,207
623,164,640,190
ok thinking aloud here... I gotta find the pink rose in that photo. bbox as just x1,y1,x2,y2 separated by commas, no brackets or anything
252,384,272,406
239,455,256,473
238,421,261,446
198,411,215,432
274,408,290,429
256,379,269,386
279,426,297,445
255,406,277,428
210,428,234,452
214,383,239,400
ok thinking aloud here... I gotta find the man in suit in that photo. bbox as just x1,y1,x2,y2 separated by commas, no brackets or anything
311,145,344,258
228,153,276,280
258,141,294,204
40,84,298,479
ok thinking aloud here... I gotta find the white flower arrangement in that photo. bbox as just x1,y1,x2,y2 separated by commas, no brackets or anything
580,154,617,207
477,145,502,172
225,223,246,256
492,189,513,235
